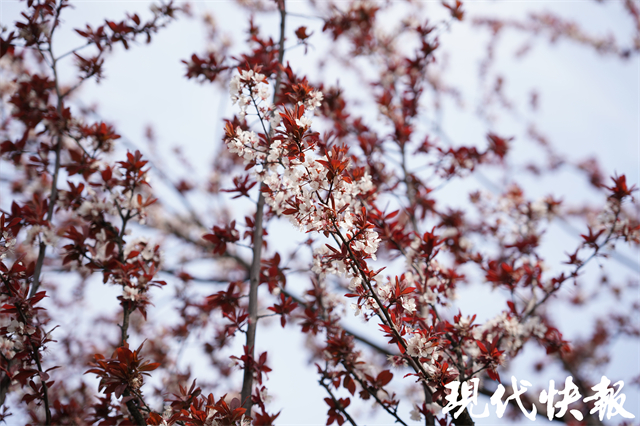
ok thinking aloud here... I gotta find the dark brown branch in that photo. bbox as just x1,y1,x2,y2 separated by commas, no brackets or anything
240,0,287,413
120,304,133,346
240,191,265,411
123,388,147,426
30,41,64,300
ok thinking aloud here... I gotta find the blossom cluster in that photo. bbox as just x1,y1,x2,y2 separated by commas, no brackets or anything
229,69,271,119
225,68,381,273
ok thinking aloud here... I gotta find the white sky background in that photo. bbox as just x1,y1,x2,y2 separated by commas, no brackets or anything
1,0,639,424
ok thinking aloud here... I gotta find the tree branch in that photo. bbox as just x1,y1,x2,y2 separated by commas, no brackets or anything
240,0,287,414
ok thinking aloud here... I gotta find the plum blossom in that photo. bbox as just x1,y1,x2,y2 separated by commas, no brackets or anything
240,414,251,426
295,115,312,129
377,281,393,304
410,405,422,421
352,229,381,260
123,237,148,259
388,355,407,368
455,315,474,332
401,297,416,313
406,332,437,358
8,319,35,336
350,303,362,316
229,69,270,119
305,90,323,111
0,231,16,261
122,285,140,301
348,276,363,292
226,128,264,164
0,337,15,359
25,225,58,246
259,387,272,404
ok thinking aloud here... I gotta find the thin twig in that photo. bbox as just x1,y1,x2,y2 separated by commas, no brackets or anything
318,373,359,426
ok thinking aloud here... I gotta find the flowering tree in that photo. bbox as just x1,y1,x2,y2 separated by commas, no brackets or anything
0,0,638,425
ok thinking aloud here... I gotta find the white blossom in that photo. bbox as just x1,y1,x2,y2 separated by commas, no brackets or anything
406,332,437,358
305,90,323,111
377,281,393,304
259,387,272,404
0,337,15,360
122,286,140,301
348,276,362,291
350,303,361,316
295,115,312,129
8,319,35,336
401,297,416,313
410,405,422,421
